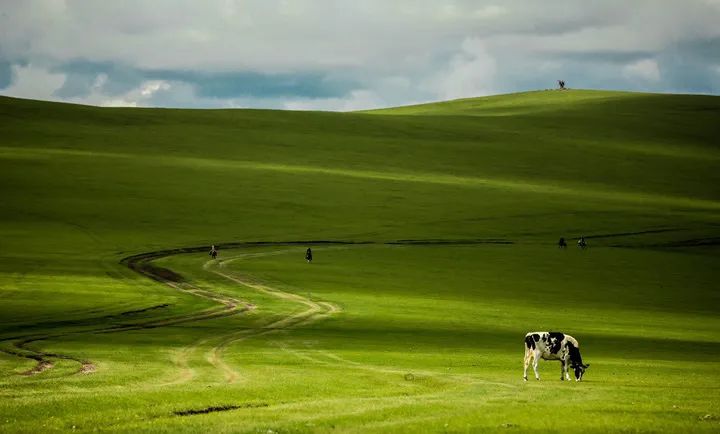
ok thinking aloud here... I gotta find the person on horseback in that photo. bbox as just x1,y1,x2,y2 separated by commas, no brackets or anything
577,236,587,249
209,244,218,259
305,247,313,263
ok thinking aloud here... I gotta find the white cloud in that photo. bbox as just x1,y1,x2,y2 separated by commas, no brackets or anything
102,98,138,107
283,89,385,112
473,5,506,19
623,59,661,82
0,63,176,107
139,81,171,97
433,38,497,100
0,64,65,101
93,80,172,106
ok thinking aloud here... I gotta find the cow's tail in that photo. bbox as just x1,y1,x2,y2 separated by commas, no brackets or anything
524,334,536,351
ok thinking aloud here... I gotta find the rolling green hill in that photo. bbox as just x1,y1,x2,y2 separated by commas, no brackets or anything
0,90,719,433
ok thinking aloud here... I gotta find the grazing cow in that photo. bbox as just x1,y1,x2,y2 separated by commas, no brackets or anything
523,332,589,381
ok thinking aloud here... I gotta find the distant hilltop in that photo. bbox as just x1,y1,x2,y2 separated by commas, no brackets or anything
1,89,718,114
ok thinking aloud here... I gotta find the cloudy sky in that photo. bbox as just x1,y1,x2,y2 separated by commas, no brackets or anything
1,0,719,110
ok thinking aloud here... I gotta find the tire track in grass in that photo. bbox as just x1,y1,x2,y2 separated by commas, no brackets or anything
265,345,519,430
200,246,516,406
0,251,255,378
158,249,336,385
277,345,516,390
137,242,497,385
4,240,519,429
120,252,256,386
3,240,508,380
208,246,513,389
199,253,342,383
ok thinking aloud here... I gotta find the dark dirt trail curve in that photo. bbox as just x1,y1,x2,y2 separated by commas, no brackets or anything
2,239,515,377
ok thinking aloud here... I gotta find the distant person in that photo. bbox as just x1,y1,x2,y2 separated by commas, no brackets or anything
209,244,218,259
305,247,313,263
558,237,567,248
577,236,587,249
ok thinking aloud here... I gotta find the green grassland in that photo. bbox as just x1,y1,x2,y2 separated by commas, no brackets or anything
0,89,719,433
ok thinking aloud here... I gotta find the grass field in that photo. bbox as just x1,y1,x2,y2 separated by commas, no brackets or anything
0,89,719,433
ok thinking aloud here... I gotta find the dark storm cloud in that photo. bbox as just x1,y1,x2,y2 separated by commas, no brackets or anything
0,60,13,89
51,61,144,97
149,70,355,99
49,60,356,101
656,38,720,94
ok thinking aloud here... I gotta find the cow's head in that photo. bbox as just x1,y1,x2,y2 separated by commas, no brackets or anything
567,342,588,380
572,362,589,381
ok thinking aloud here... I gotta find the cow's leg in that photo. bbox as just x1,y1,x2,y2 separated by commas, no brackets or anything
563,350,572,381
564,359,571,381
560,358,571,381
523,348,532,381
531,350,540,380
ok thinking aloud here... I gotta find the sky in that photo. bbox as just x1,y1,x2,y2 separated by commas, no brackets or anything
1,0,719,111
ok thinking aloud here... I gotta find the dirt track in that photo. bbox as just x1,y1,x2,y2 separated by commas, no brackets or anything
2,239,512,379
201,255,342,383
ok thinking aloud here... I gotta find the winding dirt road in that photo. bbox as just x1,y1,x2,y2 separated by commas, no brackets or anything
2,239,511,384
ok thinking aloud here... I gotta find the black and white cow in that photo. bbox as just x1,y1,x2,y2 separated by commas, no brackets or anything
523,332,589,381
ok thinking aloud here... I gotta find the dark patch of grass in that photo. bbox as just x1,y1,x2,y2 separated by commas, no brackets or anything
120,304,170,316
173,403,269,416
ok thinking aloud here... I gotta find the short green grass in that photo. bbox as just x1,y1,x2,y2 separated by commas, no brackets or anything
0,90,718,433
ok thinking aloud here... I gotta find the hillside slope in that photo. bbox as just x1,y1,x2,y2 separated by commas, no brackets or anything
1,90,719,432
1,90,719,249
